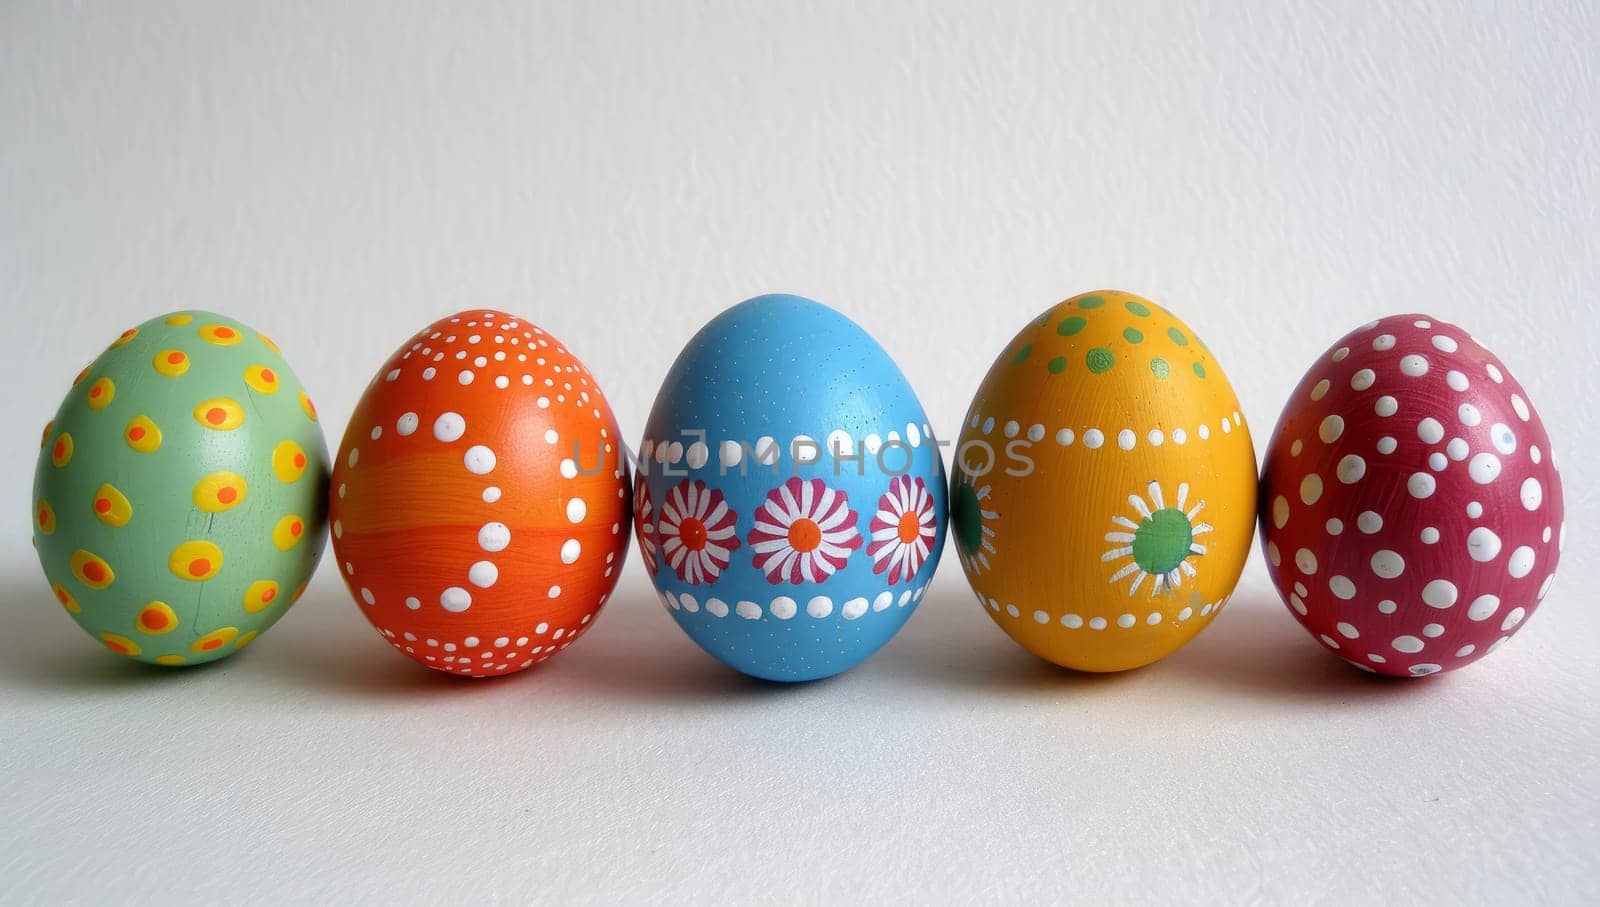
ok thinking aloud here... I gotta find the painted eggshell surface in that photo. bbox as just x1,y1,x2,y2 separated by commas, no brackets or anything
951,290,1257,672
31,311,330,665
637,294,946,682
329,311,630,677
1259,314,1564,677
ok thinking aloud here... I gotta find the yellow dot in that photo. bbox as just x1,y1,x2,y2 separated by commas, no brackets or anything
258,333,280,353
154,654,188,666
243,364,280,395
152,349,190,377
50,432,74,468
35,500,56,535
168,540,223,582
193,398,245,431
272,515,308,551
192,471,248,513
40,420,53,449
52,582,79,613
291,581,309,603
298,391,318,422
108,327,139,349
242,579,281,614
86,377,116,410
271,440,308,483
198,324,243,346
135,601,178,635
164,313,194,326
91,483,132,527
234,630,259,650
100,632,142,657
191,627,239,654
69,549,114,590
71,365,89,387
125,415,163,453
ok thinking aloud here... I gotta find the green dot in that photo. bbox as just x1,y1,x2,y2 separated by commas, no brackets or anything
1047,355,1067,374
1150,357,1170,379
1133,508,1196,576
1057,316,1087,336
1123,327,1144,344
1086,347,1114,373
1077,295,1105,309
1167,327,1189,346
1011,343,1032,365
1192,361,1207,378
1124,300,1151,317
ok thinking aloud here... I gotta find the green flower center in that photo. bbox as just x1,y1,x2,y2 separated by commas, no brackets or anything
953,481,983,556
1132,508,1194,576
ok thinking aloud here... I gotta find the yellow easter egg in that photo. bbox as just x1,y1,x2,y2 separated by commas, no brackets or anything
950,290,1257,672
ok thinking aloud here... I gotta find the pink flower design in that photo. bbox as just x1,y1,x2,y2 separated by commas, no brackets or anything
633,473,659,576
658,479,740,585
747,477,862,584
867,475,938,584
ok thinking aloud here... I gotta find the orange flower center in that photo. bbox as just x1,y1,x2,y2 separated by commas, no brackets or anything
897,510,922,544
679,518,707,552
788,518,822,553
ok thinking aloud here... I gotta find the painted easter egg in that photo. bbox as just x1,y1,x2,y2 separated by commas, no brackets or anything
329,311,630,677
1259,314,1564,677
950,290,1256,672
31,311,329,666
637,294,946,682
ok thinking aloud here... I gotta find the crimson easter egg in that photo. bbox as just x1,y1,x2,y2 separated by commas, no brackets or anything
1260,314,1564,677
329,311,630,677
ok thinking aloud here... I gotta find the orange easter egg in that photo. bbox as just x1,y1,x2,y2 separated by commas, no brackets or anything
951,291,1258,672
329,311,631,677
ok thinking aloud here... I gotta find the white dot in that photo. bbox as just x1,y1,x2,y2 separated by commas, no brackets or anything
874,592,894,612
1318,415,1344,444
1172,428,1187,445
1507,546,1535,578
1117,613,1136,628
347,448,359,468
1432,335,1458,352
1446,370,1469,392
547,585,561,599
1299,474,1324,505
1378,599,1398,614
1055,428,1074,446
1032,609,1049,625
1466,501,1483,518
737,600,764,620
536,396,549,408
1429,452,1448,471
1332,346,1350,362
359,587,375,605
558,459,578,480
1491,423,1517,455
1422,623,1445,638
1325,518,1343,536
1320,634,1340,649
1408,473,1436,499
1329,576,1356,600
1421,579,1458,609
1421,526,1440,544
566,498,586,523
369,426,383,441
1520,477,1543,510
1083,429,1104,449
1467,452,1501,485
1357,511,1384,534
1272,496,1290,529
907,423,923,446
1370,550,1405,578
686,441,710,469
1147,429,1164,447
1377,436,1398,455
440,587,472,612
806,596,832,619
1458,403,1481,426
1399,354,1429,377
771,597,798,619
433,412,466,442
1198,424,1210,440
1026,424,1045,443
1455,644,1476,658
1289,595,1307,615
1467,527,1502,563
1447,438,1470,461
1337,621,1360,639
1006,604,1020,618
463,445,496,475
404,596,420,610
457,370,475,385
1392,635,1424,654
1501,606,1526,631
1531,445,1542,464
1117,429,1136,450
1468,594,1500,621
421,367,436,380
560,539,581,564
1295,548,1318,575
1486,363,1505,383
1375,396,1399,417
1063,614,1085,629
1418,418,1444,444
721,439,744,467
1373,334,1396,350
1350,368,1375,391
468,561,499,587
1511,394,1530,421
1267,541,1282,566
1336,455,1366,484
482,486,501,503
478,522,510,552
1089,617,1107,630
1311,379,1330,401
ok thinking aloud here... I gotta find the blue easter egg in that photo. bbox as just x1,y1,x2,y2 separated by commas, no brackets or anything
635,294,947,681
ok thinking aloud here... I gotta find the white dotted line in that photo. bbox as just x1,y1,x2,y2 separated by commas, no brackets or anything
964,411,1244,450
641,422,936,471
981,593,1233,628
659,584,929,620
377,611,598,674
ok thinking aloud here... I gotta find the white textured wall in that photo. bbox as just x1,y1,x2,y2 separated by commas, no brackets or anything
2,2,1596,903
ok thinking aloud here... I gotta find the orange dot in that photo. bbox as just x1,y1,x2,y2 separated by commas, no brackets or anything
53,439,65,459
188,558,211,578
290,520,303,537
94,497,111,513
261,368,276,382
261,587,277,603
72,366,89,386
215,326,236,339
205,407,226,425
787,518,821,553
82,561,107,584
105,638,131,655
217,487,237,504
141,609,168,629
201,637,223,650
89,385,102,399
128,426,146,441
167,351,185,365
897,511,922,544
293,453,306,468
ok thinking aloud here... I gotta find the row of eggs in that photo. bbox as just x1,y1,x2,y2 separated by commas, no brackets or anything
31,293,1564,681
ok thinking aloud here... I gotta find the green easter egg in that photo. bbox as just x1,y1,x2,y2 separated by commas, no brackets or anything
31,311,330,666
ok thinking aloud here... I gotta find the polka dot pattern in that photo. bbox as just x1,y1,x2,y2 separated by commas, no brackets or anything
1260,314,1563,678
329,310,630,678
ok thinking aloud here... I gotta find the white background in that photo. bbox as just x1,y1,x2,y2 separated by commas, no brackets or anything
2,1,1597,902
